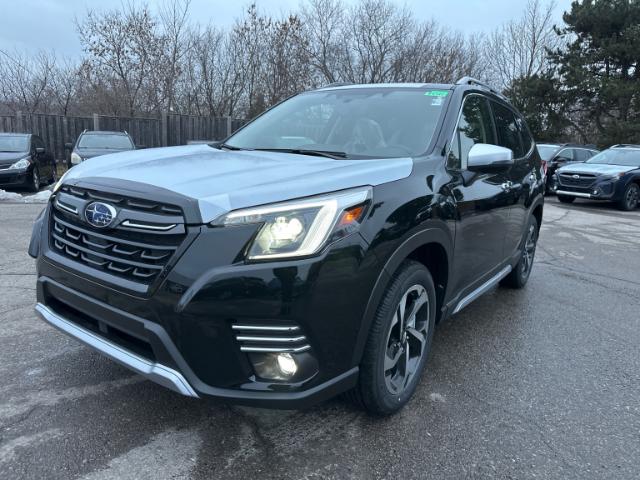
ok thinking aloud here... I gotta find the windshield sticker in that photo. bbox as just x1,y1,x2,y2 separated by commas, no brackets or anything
430,97,444,106
425,90,449,97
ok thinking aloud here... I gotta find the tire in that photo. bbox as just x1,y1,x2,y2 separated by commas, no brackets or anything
351,260,436,416
27,167,41,193
557,195,575,204
617,183,639,211
501,216,539,289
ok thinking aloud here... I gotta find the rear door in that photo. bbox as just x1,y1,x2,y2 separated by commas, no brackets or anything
448,94,512,295
491,101,536,260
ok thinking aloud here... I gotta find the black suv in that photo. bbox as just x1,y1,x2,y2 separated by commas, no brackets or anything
537,143,599,193
30,78,544,415
555,145,640,210
67,130,135,166
0,132,56,191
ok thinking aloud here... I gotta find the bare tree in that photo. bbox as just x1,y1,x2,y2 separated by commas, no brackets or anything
484,0,561,90
0,49,55,114
77,3,164,116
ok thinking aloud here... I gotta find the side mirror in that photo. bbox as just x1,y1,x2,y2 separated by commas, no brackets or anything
64,143,73,150
468,144,513,173
35,147,45,154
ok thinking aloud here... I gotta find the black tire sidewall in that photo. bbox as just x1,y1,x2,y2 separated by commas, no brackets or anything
359,261,437,415
621,183,639,211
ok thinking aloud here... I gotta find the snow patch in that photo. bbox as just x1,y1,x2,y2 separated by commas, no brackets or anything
0,188,51,203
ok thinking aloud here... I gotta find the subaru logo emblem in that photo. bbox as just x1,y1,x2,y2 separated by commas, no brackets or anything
572,174,580,179
85,202,117,228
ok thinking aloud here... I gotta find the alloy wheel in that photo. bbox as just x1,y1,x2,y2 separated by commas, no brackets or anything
383,284,430,395
626,185,639,210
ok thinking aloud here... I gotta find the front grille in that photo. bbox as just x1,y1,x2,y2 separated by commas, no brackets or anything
232,323,311,353
49,186,187,286
558,173,597,189
59,185,183,215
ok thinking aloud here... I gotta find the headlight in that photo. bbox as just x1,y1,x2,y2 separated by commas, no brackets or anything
603,173,623,181
70,152,82,165
216,187,371,260
8,157,30,170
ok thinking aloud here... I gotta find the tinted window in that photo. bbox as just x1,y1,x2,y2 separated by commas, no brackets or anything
78,134,134,149
492,102,524,158
33,136,45,150
227,88,448,158
516,117,533,154
0,135,29,153
447,95,496,169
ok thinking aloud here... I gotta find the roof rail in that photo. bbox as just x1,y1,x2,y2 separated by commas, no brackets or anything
455,77,506,99
320,82,355,89
611,144,640,148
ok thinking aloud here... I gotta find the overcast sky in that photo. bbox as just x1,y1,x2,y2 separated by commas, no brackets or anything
0,0,573,58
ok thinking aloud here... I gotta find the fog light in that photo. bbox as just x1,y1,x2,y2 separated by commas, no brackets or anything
249,352,299,381
276,353,297,376
593,189,599,195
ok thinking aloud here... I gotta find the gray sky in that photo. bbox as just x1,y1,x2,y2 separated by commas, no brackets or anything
1,0,573,58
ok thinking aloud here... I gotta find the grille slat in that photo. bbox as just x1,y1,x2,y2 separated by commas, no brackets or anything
232,323,311,353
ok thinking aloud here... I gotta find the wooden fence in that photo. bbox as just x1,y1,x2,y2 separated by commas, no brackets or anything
0,112,246,161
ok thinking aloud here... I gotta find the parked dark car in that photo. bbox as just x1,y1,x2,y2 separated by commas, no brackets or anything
30,78,544,415
555,144,640,210
0,132,56,191
67,130,135,166
537,143,599,193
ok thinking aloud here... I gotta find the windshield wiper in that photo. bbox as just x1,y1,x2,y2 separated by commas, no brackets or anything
254,148,348,159
217,143,244,151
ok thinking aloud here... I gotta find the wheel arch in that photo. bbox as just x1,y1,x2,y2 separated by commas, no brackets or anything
351,226,453,366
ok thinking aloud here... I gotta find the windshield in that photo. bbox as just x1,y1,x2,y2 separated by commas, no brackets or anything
586,149,640,167
78,134,134,150
0,135,29,153
225,88,449,158
537,145,558,161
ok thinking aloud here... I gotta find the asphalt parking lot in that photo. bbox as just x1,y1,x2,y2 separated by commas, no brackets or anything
1,197,639,480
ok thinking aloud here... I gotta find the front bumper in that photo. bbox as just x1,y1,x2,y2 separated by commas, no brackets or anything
35,302,198,397
0,169,28,186
34,199,376,408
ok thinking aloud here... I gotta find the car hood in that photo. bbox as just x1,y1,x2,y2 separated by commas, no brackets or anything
558,163,639,175
62,145,413,223
0,151,28,167
76,148,133,159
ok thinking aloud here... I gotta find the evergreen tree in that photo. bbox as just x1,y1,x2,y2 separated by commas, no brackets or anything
550,0,640,146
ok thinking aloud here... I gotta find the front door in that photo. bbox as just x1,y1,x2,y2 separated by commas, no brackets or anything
447,94,512,295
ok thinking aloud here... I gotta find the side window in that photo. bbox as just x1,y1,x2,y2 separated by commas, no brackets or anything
574,149,591,162
447,95,496,170
516,117,533,155
492,102,524,158
556,148,574,161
